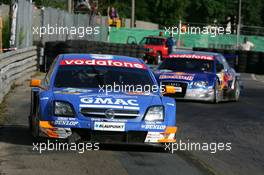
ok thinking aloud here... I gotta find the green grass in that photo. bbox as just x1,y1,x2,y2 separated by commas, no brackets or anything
0,101,7,124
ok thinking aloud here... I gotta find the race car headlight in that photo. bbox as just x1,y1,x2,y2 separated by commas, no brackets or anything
193,81,209,88
144,106,164,121
54,101,75,117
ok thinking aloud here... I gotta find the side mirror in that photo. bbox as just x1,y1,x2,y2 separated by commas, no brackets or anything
30,79,41,88
164,85,176,94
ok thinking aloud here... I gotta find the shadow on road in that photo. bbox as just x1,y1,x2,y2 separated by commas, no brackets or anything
0,125,33,146
0,125,165,153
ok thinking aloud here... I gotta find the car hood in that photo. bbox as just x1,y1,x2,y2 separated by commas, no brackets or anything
155,71,215,83
52,88,162,117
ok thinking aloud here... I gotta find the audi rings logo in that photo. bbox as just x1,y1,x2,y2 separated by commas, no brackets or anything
105,109,115,119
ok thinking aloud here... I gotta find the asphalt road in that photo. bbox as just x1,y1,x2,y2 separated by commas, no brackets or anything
0,73,263,175
176,73,264,175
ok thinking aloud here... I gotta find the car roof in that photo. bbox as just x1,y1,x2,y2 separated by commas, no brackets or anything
59,54,143,63
171,51,220,57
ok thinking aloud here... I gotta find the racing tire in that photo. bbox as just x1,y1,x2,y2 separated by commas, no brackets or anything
31,116,40,138
30,116,43,143
31,103,41,140
213,80,221,104
28,115,33,133
232,80,240,102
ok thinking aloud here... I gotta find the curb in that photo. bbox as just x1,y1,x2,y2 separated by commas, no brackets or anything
251,74,264,83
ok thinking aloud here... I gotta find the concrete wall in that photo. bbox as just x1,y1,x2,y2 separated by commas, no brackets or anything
0,47,37,103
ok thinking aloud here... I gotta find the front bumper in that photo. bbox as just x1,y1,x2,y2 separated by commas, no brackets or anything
184,88,214,101
38,121,177,143
167,88,215,102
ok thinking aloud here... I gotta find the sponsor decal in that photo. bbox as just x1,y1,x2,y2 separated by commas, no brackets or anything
94,122,125,131
80,97,138,106
144,132,165,143
91,118,128,122
166,103,175,106
125,91,154,96
141,124,166,130
218,72,234,90
60,59,146,69
144,121,163,124
89,54,113,59
159,74,194,81
169,54,214,60
53,120,79,126
174,87,182,92
40,97,49,100
80,94,138,99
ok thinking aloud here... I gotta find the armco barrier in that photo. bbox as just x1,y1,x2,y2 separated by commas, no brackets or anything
0,47,37,103
193,47,264,74
41,40,147,72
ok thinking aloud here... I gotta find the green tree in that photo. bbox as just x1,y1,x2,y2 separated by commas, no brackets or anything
140,0,190,27
241,0,263,26
33,0,66,10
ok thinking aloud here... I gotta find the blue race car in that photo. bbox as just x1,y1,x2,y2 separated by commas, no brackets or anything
29,54,177,144
155,51,241,103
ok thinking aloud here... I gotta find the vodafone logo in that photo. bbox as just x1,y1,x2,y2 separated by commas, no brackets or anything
60,59,146,69
169,54,214,60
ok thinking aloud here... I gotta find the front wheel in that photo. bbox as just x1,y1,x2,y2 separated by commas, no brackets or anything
214,80,221,103
233,80,240,102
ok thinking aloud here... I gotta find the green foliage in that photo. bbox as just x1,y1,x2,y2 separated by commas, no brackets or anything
0,0,11,5
2,17,10,49
241,0,263,26
97,0,264,27
33,0,66,10
3,0,263,27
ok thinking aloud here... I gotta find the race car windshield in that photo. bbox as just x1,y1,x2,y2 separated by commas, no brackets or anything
54,65,155,90
158,58,214,73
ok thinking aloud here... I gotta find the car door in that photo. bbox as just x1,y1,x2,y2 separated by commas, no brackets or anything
216,56,234,91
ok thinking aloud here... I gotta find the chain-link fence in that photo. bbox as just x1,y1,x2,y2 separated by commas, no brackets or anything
13,0,108,49
34,7,108,44
15,0,33,49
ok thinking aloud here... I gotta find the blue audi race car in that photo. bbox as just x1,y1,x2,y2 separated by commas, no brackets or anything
29,54,177,144
155,51,241,103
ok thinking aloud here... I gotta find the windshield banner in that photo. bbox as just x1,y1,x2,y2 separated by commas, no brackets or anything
60,59,146,69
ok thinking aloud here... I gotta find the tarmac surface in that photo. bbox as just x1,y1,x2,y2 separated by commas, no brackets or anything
0,73,263,175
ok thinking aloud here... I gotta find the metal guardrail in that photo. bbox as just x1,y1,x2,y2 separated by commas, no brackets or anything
0,47,37,103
